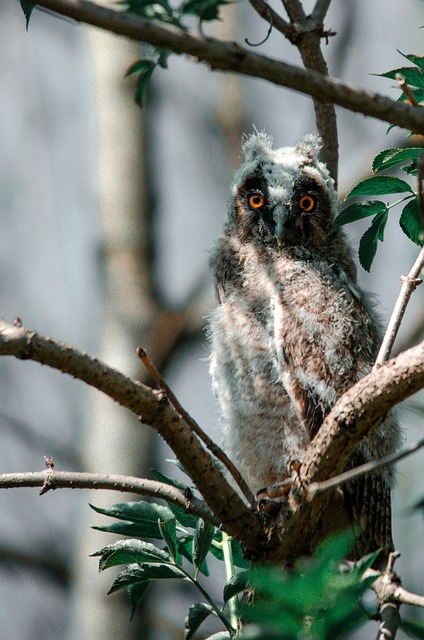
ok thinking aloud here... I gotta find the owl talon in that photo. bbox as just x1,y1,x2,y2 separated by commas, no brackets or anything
255,477,295,513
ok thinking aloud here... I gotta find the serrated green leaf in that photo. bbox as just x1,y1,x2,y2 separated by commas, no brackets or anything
108,562,185,594
128,582,151,620
346,176,413,199
185,603,217,640
380,66,424,89
20,1,35,29
399,52,424,70
168,502,200,528
358,210,388,272
93,539,171,571
372,148,424,174
152,468,188,491
401,619,424,639
159,518,178,561
193,520,215,574
333,201,387,229
90,501,173,538
399,197,423,245
223,571,251,603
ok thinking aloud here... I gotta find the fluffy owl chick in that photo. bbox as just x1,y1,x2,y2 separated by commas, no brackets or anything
209,132,401,561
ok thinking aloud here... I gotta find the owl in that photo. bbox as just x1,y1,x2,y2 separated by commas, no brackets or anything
209,131,401,563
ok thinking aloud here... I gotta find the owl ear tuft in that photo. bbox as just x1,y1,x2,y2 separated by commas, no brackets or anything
295,134,322,160
241,130,274,162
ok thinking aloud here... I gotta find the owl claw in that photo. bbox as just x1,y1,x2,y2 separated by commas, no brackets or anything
255,477,294,514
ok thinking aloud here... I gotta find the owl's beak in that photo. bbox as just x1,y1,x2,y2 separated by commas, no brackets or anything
273,205,288,244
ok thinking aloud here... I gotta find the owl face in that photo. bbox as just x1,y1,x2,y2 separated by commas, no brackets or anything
229,132,338,252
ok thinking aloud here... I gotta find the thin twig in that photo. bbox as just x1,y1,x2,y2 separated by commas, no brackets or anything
308,436,424,495
396,73,419,107
311,0,333,21
245,7,273,47
0,468,219,525
374,251,424,369
24,0,424,135
248,0,289,37
137,347,255,506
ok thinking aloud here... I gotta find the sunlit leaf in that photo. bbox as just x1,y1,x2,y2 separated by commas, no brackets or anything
90,501,173,539
378,66,424,90
333,201,387,229
372,148,424,174
185,603,217,640
93,539,171,571
399,197,423,245
398,52,424,70
108,562,185,594
346,176,413,199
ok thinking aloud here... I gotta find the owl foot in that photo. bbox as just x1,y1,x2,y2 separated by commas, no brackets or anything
255,460,301,514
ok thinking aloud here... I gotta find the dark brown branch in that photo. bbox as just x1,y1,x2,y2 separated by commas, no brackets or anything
266,339,424,563
137,347,255,505
25,0,424,135
0,468,219,525
0,319,264,547
282,0,338,183
309,435,424,495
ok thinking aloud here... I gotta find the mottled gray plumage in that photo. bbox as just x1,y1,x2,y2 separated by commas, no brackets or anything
209,132,400,562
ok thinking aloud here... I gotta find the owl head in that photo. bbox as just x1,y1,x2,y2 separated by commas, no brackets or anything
228,132,339,252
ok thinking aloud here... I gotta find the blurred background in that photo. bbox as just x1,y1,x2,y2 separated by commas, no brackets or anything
0,0,423,638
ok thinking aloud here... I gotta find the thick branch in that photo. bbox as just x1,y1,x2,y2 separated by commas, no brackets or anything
27,0,424,134
0,469,219,525
266,339,424,562
0,319,263,547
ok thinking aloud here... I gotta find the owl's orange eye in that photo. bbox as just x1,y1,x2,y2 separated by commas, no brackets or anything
248,193,265,209
299,194,316,212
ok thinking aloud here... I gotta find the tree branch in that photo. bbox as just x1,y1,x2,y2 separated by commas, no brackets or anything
0,468,220,525
25,0,424,135
309,435,424,495
266,339,424,563
0,319,264,547
311,0,333,21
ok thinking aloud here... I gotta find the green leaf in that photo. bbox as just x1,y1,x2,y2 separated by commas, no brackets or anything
168,502,199,528
399,197,423,245
346,176,413,199
20,1,35,29
177,534,210,575
372,148,424,174
128,582,151,620
108,562,185,594
399,52,424,70
210,537,250,569
185,603,217,640
401,619,424,639
379,66,424,90
90,501,173,539
159,518,178,561
93,539,171,571
180,0,230,21
152,468,189,492
358,210,388,272
333,201,387,229
193,520,215,574
223,571,251,603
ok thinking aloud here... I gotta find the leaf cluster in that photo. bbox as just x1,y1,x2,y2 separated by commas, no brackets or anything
333,146,423,271
238,534,379,640
120,0,230,105
333,54,424,271
91,461,247,638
